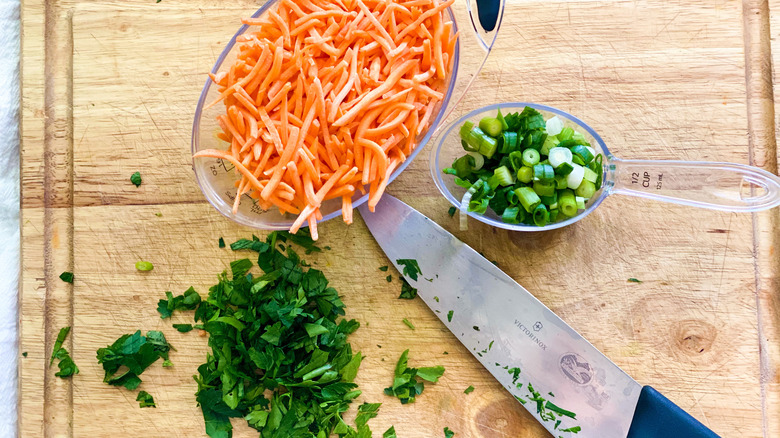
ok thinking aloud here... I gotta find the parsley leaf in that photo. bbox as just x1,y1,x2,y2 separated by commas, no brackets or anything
447,310,454,322
96,330,172,390
218,237,225,248
173,324,193,333
444,426,455,438
386,275,393,283
137,391,156,408
628,278,642,283
378,266,389,271
51,326,79,378
59,271,74,283
448,206,457,217
157,287,201,319
130,171,142,187
396,259,422,281
384,349,444,404
399,279,417,299
383,426,397,438
464,385,475,394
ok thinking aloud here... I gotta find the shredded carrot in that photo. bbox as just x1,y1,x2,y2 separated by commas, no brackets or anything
197,0,456,239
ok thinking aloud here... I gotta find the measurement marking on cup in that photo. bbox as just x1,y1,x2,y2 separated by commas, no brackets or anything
631,172,663,189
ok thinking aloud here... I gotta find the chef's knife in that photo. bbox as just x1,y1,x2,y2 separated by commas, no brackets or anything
358,195,719,438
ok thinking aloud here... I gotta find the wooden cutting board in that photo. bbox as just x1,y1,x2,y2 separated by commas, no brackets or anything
20,0,780,436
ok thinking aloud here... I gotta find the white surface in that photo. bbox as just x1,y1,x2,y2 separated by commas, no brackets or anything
0,0,20,435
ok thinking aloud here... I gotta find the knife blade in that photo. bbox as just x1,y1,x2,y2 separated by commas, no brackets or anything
358,195,719,438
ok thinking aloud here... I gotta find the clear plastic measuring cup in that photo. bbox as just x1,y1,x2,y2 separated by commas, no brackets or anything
192,0,507,230
431,102,780,231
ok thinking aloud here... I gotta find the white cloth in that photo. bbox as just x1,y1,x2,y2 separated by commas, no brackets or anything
0,0,20,435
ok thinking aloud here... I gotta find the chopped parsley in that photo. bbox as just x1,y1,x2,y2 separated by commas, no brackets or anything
447,206,457,217
433,296,439,302
402,318,415,330
386,275,393,283
384,349,445,404
130,171,142,187
59,271,74,283
383,426,397,438
96,330,171,390
136,391,156,408
399,279,417,299
444,426,455,438
22,352,27,358
157,287,201,319
627,278,642,283
379,266,389,271
447,310,454,322
173,324,193,333
167,231,378,437
50,326,78,378
154,212,162,217
396,259,422,281
218,237,225,248
135,261,154,271
473,326,480,331
464,385,475,394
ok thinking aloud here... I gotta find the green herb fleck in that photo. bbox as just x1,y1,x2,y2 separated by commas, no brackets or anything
448,206,457,218
157,287,201,319
386,275,393,283
135,261,154,271
162,359,173,368
560,426,582,433
384,349,444,404
399,279,417,299
488,340,494,350
59,271,74,283
396,259,422,281
137,391,156,408
447,310,453,322
473,326,480,331
464,385,475,394
96,330,172,390
628,278,642,283
130,171,142,187
173,324,193,333
22,352,27,358
154,212,162,217
402,318,415,330
379,266,389,271
383,426,397,438
50,326,78,378
218,237,225,248
433,296,439,302
444,427,455,438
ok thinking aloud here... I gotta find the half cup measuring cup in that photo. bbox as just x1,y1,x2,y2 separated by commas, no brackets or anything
431,102,780,231
192,0,506,230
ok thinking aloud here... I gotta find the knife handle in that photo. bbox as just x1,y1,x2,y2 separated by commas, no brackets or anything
626,386,721,438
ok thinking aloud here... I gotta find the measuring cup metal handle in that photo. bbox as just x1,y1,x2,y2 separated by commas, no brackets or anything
606,158,780,212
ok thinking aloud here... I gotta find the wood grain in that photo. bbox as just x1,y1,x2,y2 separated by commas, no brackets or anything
20,0,779,437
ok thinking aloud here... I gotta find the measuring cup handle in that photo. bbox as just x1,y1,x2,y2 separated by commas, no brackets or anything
607,158,780,212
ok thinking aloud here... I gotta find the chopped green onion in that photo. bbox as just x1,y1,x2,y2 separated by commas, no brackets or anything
464,126,486,151
571,155,585,166
517,166,533,183
478,135,498,159
570,145,594,164
539,191,557,206
558,190,577,217
500,131,518,153
575,180,596,198
549,209,559,222
533,181,556,197
576,196,587,210
557,126,574,141
492,166,514,187
566,163,585,189
522,149,540,167
502,206,522,224
467,152,484,170
505,189,519,205
532,204,549,227
452,155,476,178
135,261,154,271
508,151,524,172
479,117,503,137
583,167,598,184
540,135,558,155
496,108,509,130
459,121,474,141
515,187,541,213
554,162,573,176
547,147,572,168
461,139,479,152
533,164,554,182
554,175,568,189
